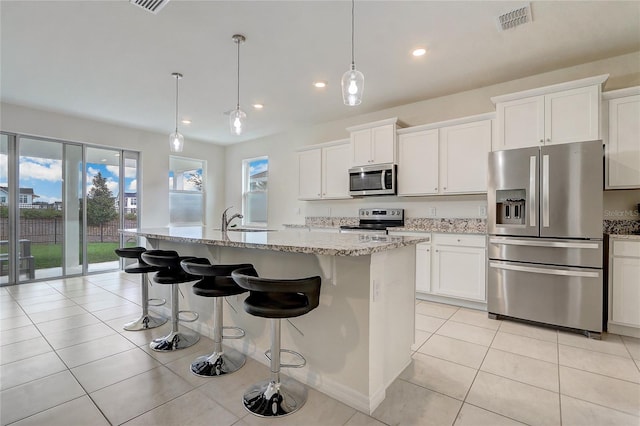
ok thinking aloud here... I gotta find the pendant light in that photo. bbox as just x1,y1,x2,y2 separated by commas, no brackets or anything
230,34,246,136
341,0,364,106
169,72,184,152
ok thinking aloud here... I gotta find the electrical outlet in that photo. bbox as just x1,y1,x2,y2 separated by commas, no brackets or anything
479,206,487,217
427,207,436,217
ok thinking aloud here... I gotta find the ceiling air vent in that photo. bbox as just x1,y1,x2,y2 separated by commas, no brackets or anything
130,0,170,14
497,3,532,31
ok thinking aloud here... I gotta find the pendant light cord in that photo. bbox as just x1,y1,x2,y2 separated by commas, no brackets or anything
351,0,355,66
174,75,179,133
236,39,241,109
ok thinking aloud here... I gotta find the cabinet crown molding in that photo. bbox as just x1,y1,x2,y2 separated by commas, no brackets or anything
602,86,640,100
397,112,495,135
490,74,610,105
297,138,349,152
346,117,399,132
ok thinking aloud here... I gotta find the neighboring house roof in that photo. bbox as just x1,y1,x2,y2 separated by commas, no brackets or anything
251,171,268,180
0,187,39,198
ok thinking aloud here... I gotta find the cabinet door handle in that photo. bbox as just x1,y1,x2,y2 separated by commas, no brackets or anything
539,139,544,144
546,138,551,143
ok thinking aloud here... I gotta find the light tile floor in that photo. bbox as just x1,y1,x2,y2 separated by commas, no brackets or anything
1,272,639,425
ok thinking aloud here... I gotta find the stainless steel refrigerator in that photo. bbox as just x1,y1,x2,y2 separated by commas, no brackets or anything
487,140,604,337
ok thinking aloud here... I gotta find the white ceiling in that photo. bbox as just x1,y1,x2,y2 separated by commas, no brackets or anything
1,1,639,145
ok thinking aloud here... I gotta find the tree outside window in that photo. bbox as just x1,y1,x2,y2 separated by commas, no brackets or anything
242,157,268,226
87,171,118,242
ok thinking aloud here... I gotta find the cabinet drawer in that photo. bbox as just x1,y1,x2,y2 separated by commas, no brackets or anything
613,240,640,258
433,234,486,248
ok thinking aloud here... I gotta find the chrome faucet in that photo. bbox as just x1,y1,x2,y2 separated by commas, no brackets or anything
221,206,243,232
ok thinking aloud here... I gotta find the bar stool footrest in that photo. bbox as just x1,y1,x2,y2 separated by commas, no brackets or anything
222,326,245,339
148,298,166,307
264,348,306,369
178,310,199,323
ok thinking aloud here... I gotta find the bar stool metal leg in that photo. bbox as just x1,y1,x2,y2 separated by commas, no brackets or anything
124,272,167,331
150,283,199,351
191,297,246,376
242,319,307,417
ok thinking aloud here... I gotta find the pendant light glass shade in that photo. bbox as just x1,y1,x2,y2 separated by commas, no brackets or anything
169,72,184,152
229,107,246,136
342,0,363,106
169,131,184,152
342,64,364,106
230,34,246,136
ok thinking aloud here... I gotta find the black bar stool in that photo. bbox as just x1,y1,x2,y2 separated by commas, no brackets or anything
181,258,256,377
140,250,200,351
231,267,321,417
114,247,167,331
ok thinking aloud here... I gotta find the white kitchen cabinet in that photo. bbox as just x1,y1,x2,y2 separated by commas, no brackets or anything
415,242,431,293
297,140,351,200
397,114,493,196
322,143,351,198
492,75,608,151
609,238,640,337
348,118,398,166
297,148,322,200
604,88,640,189
388,231,432,294
439,119,492,194
432,234,486,302
397,129,439,196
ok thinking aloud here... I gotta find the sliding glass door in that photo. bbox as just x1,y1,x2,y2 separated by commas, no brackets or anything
1,133,140,285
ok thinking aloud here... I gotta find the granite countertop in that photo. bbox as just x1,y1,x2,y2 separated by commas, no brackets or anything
120,227,429,257
285,217,487,235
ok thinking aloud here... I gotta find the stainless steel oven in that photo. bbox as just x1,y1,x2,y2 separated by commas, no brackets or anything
349,163,396,196
339,208,404,234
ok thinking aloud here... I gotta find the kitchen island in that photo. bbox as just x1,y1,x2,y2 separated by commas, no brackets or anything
120,227,428,414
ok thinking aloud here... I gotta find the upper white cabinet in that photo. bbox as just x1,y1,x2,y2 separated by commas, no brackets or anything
603,87,640,189
440,119,492,194
491,75,608,150
397,114,493,196
397,129,439,196
297,140,351,200
348,118,398,166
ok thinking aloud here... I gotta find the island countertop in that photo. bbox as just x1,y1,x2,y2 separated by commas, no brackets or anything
120,226,429,256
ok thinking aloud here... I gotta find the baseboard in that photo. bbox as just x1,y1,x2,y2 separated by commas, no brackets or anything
608,322,640,338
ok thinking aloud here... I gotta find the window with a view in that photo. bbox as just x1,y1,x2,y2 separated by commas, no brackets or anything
169,156,205,225
242,156,268,226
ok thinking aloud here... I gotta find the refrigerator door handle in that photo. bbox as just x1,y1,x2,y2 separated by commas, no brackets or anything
488,237,600,249
489,261,600,278
529,155,537,227
542,154,550,228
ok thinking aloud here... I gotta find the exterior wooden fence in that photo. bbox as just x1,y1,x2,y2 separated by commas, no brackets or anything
0,218,137,243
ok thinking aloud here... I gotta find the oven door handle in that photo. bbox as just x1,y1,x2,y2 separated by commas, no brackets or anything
489,261,600,278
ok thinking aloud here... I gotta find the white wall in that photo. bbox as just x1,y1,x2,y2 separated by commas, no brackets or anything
0,103,226,227
224,51,640,226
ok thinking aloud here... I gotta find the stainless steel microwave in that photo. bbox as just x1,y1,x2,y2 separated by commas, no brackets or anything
349,163,396,196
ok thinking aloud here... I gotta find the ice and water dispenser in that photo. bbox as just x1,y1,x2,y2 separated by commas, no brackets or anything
495,189,526,225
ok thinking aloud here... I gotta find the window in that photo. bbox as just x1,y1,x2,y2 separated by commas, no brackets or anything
242,156,268,226
169,156,205,225
19,194,28,204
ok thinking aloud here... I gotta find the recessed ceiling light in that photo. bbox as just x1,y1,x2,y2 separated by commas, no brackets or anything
253,103,264,109
313,81,328,88
181,119,192,125
412,48,427,57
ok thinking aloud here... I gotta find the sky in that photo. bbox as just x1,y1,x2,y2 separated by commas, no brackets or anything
0,153,137,204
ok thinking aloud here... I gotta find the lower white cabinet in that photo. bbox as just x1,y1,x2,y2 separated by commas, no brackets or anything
432,234,486,302
388,231,487,306
609,238,640,336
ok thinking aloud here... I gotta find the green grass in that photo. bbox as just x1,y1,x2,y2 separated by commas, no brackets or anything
29,242,120,269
